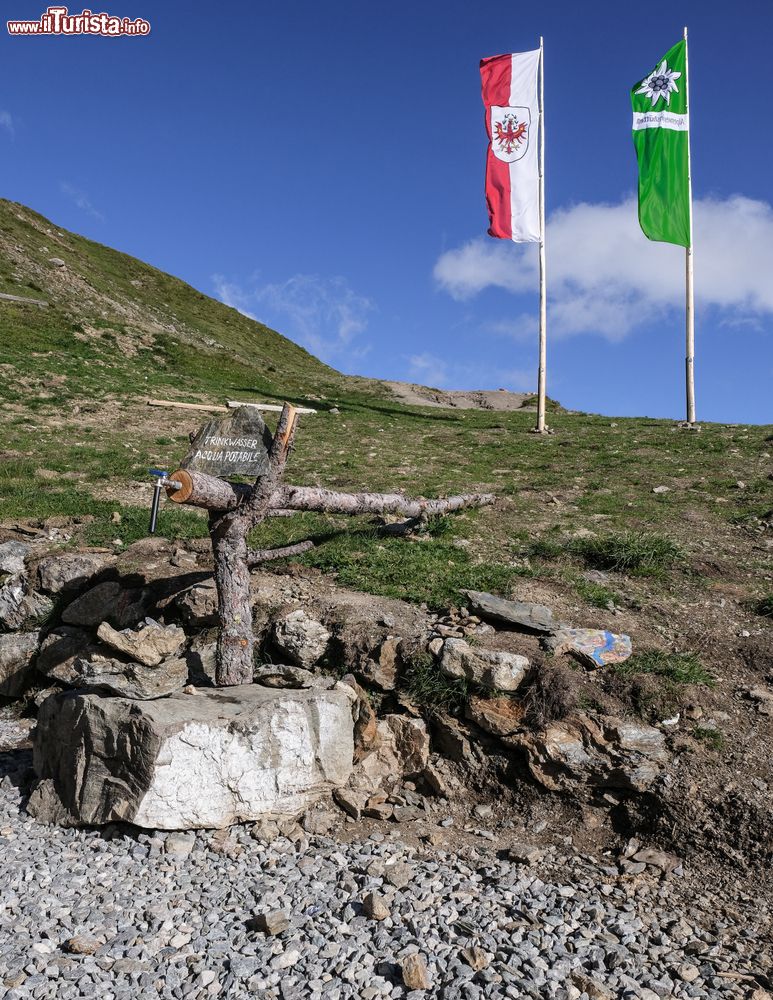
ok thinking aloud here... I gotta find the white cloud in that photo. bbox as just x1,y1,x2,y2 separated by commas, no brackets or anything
407,351,533,392
211,273,373,365
211,275,257,320
0,111,13,137
60,181,104,222
434,195,773,339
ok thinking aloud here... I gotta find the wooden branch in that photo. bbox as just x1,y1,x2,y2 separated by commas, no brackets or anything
274,485,496,519
247,539,315,565
166,469,495,520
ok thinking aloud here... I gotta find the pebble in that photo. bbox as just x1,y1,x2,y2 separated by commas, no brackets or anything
402,953,432,991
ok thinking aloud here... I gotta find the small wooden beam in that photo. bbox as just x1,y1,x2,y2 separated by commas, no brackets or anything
227,400,317,414
147,399,227,413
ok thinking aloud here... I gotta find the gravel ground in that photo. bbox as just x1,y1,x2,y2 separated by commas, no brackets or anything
1,751,770,1000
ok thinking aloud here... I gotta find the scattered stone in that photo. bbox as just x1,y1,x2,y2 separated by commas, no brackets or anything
0,575,26,630
508,842,545,866
401,953,432,991
62,935,100,956
248,910,290,935
0,540,30,576
357,636,402,691
570,971,614,1000
543,627,632,669
653,485,670,494
511,714,667,793
466,693,525,737
96,620,186,667
62,581,149,628
463,590,554,634
164,832,195,858
36,626,98,685
440,637,529,691
37,552,113,595
678,963,701,983
253,663,316,688
68,653,188,700
631,847,682,872
272,609,330,669
333,788,367,820
185,631,216,686
29,685,354,828
0,631,40,698
176,579,219,627
460,946,490,971
362,891,390,921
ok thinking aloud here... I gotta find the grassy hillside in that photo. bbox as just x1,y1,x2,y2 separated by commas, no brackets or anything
1,200,771,630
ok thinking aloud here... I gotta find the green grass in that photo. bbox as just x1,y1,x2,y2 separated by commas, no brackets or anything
571,530,682,575
1,198,772,616
573,576,619,609
615,650,714,686
692,726,725,752
402,651,469,714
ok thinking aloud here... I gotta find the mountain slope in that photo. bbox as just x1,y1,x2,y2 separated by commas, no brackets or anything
0,199,375,409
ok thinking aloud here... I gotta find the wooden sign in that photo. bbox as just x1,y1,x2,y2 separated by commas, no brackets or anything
180,406,273,478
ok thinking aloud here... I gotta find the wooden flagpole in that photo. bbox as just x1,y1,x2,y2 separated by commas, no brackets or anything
535,35,548,434
683,25,697,427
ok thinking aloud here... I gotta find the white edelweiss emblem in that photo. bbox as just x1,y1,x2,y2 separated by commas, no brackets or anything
636,59,682,107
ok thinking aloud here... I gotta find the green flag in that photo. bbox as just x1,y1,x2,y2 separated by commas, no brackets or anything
631,40,691,247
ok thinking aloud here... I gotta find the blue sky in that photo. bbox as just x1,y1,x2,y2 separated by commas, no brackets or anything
2,0,772,423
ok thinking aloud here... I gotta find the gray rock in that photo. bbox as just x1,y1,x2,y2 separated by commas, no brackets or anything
463,590,553,634
272,609,330,669
29,684,354,828
254,664,316,688
37,553,113,595
0,540,30,576
0,575,27,630
96,621,186,667
176,580,219,627
511,714,667,793
440,638,529,692
185,632,217,686
69,652,186,700
61,582,149,628
249,910,290,935
0,631,40,697
36,627,99,685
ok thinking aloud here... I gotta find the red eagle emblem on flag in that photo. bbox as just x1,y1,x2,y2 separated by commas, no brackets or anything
490,106,531,163
495,114,527,155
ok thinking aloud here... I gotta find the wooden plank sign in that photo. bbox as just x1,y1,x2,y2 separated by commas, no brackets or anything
180,405,273,478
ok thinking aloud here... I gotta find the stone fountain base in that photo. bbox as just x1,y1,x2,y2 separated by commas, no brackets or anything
28,684,355,830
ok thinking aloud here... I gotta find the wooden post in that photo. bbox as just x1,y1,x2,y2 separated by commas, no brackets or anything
535,36,548,434
683,25,697,427
210,403,299,687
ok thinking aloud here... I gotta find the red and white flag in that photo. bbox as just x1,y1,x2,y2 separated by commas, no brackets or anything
480,49,541,242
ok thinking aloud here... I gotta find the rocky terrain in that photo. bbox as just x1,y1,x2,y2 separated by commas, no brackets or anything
1,200,772,997
0,521,772,997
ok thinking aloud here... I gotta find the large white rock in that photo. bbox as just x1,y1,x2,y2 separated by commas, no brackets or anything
30,685,355,830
